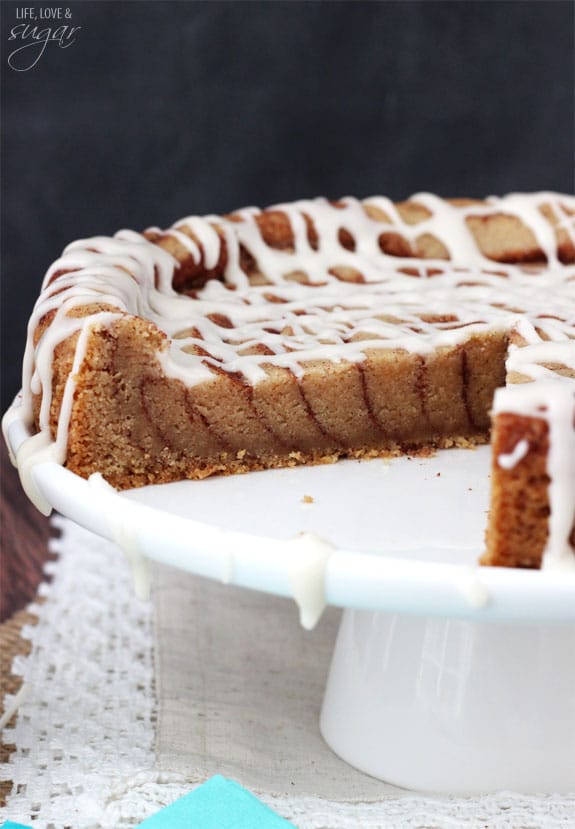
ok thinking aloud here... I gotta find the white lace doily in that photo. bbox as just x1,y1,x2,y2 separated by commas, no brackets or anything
2,515,575,827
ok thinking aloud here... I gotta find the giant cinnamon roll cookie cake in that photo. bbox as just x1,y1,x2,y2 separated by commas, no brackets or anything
4,192,575,571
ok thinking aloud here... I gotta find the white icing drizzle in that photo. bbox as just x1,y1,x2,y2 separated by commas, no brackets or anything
175,215,223,270
150,225,201,261
88,473,152,599
284,532,334,629
15,431,60,516
457,567,490,609
497,439,529,470
3,192,575,569
2,391,23,465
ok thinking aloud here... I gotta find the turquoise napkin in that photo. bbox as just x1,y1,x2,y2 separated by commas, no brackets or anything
2,823,32,828
137,775,296,828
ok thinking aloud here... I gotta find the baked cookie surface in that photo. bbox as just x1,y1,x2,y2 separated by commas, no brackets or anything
6,193,575,570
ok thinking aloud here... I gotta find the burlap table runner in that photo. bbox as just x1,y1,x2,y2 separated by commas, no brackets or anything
154,564,403,800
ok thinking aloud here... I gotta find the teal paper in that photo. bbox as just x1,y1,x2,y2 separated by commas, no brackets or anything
2,823,32,828
137,775,296,828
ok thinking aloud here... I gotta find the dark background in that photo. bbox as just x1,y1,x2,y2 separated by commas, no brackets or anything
2,0,574,410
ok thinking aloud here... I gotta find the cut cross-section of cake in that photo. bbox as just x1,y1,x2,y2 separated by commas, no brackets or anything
4,192,575,569
483,323,575,569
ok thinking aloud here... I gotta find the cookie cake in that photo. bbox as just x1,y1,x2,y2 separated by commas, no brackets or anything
3,192,574,571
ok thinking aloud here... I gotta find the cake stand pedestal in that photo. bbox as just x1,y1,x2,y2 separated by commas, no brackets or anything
320,610,575,794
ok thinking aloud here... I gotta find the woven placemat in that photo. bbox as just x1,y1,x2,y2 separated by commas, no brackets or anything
0,605,38,807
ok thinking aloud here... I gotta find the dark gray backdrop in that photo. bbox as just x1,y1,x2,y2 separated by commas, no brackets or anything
2,0,574,409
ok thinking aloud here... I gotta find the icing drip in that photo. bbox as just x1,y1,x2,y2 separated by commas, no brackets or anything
3,192,575,568
15,431,60,516
88,473,152,598
457,567,490,609
284,532,334,629
498,439,529,470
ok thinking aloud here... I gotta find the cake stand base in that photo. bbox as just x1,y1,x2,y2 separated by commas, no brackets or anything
320,610,575,794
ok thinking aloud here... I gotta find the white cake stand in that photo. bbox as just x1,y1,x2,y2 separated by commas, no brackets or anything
5,412,575,794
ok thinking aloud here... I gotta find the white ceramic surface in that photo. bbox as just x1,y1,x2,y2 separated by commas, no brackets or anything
321,610,575,793
4,411,575,623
